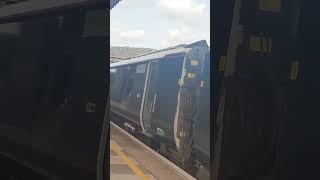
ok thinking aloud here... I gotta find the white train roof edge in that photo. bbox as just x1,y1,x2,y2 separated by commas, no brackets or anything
110,40,208,68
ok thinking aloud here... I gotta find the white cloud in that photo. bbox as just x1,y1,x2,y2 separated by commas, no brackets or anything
116,0,145,9
119,30,145,40
111,0,210,49
111,27,145,46
118,0,129,6
158,0,210,48
158,0,209,32
159,0,206,15
161,29,192,47
161,27,209,48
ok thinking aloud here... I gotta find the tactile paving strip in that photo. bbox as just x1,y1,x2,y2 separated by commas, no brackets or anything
110,140,157,180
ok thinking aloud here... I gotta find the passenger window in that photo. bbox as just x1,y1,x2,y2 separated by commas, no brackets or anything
122,65,135,98
110,68,117,85
124,78,134,97
136,63,146,73
110,68,117,73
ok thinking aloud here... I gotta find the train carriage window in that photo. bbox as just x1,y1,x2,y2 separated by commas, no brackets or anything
110,68,117,73
110,67,125,103
136,63,146,73
110,68,117,86
123,65,135,98
119,63,147,107
124,78,134,97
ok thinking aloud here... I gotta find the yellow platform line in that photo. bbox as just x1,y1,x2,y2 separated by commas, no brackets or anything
110,141,149,180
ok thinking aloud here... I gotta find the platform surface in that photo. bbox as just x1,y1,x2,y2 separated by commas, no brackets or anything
110,122,196,180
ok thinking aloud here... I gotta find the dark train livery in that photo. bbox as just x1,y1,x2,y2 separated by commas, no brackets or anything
110,40,210,178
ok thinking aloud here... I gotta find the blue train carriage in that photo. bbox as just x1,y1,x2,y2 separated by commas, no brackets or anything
192,52,210,178
110,40,210,177
0,1,109,180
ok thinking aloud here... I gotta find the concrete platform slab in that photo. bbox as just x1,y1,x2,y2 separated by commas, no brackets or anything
110,122,196,180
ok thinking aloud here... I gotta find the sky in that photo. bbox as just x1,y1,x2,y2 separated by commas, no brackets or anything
111,0,210,49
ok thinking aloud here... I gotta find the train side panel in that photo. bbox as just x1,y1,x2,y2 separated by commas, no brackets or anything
110,62,147,127
110,41,210,177
148,55,185,142
193,53,210,160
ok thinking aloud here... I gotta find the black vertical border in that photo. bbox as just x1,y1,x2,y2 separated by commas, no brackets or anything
211,0,235,179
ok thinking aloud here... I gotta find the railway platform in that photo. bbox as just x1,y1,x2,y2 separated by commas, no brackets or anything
110,122,196,180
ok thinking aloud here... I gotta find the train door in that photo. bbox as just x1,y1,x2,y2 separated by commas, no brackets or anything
150,56,184,140
142,61,159,133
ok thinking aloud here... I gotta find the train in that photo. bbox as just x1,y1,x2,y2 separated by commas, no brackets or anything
0,1,109,180
110,40,210,179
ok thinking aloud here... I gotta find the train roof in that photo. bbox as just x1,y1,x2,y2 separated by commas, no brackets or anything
110,40,208,68
0,0,106,24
